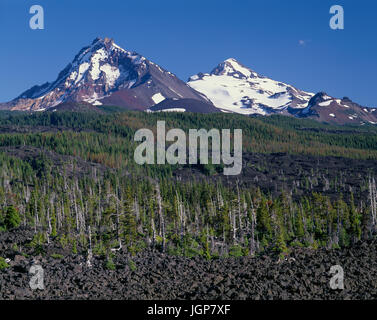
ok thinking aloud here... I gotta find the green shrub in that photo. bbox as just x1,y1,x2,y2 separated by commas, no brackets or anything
229,245,244,257
0,257,10,270
3,206,21,230
93,241,106,257
105,258,116,270
128,259,137,272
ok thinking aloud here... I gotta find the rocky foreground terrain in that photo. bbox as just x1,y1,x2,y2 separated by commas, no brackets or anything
0,228,376,300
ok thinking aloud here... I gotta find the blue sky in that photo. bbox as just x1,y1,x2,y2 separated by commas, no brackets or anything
0,0,376,106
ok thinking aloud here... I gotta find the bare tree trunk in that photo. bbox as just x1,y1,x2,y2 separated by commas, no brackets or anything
156,184,165,252
87,226,93,268
369,177,377,232
236,182,243,242
250,200,256,255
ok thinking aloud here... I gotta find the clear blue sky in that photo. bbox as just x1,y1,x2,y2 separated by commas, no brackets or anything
0,0,376,106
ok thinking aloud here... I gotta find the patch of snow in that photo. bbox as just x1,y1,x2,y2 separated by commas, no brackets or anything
100,64,120,87
90,48,108,81
161,108,185,113
151,93,166,104
112,43,127,53
84,92,104,105
190,74,200,81
147,108,186,113
322,95,332,100
75,62,90,84
318,100,333,107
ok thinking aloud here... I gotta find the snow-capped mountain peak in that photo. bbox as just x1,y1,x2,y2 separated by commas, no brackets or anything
211,58,258,79
188,59,314,115
7,37,207,111
13,37,146,108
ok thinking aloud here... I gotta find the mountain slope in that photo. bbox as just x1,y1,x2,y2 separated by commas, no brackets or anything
297,92,377,125
187,58,314,115
2,38,209,111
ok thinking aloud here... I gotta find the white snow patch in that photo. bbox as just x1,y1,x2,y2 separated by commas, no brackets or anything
90,48,108,81
151,93,166,104
190,74,200,81
112,43,126,53
161,108,186,113
100,64,120,87
69,71,78,81
84,92,105,105
75,62,90,84
147,108,186,113
318,100,333,107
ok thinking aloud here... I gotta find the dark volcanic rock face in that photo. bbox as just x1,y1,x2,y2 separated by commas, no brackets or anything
0,229,376,300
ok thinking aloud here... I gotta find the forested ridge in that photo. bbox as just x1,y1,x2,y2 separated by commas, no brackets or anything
0,110,377,268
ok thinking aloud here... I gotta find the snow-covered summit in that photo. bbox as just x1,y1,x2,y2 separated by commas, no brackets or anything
188,59,314,115
211,58,259,79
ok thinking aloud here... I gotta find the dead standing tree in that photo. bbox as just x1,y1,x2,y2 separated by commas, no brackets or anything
155,184,166,252
86,225,93,267
368,176,377,234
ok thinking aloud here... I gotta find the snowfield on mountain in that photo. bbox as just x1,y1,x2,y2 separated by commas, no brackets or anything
187,58,314,115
